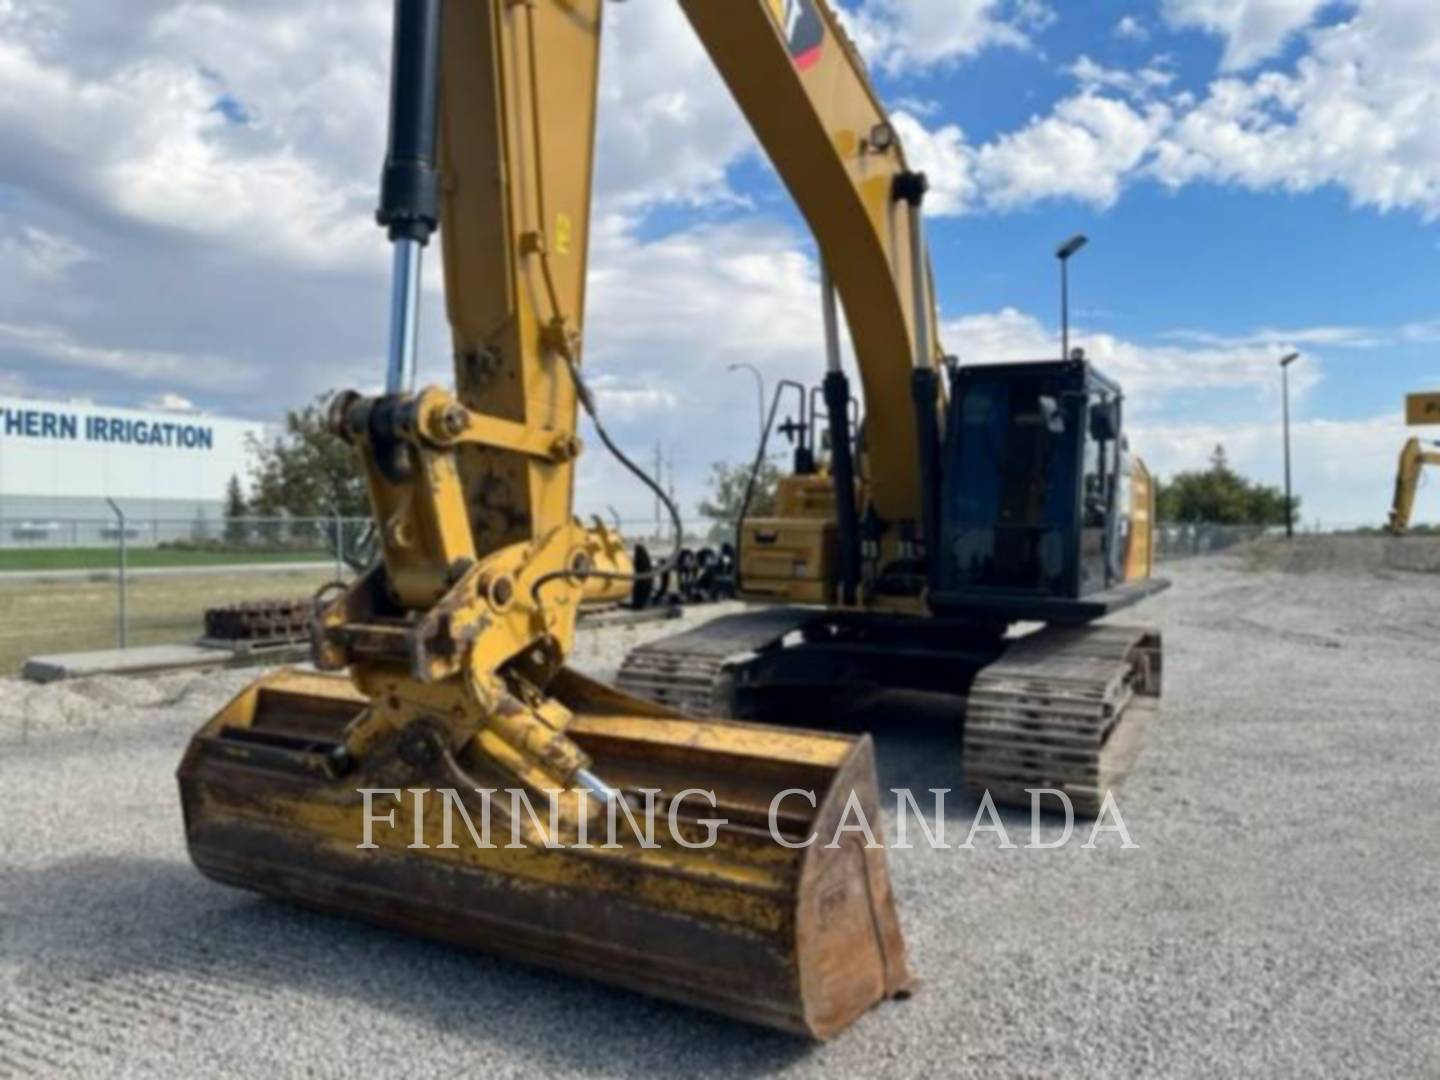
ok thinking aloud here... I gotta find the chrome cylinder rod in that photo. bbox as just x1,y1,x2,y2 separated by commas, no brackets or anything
821,260,844,375
385,237,424,394
575,768,621,804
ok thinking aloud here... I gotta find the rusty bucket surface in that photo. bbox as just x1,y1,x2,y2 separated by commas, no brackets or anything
177,668,912,1038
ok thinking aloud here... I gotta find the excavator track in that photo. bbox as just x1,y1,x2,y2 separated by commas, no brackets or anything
620,613,1162,817
615,608,816,717
962,624,1162,817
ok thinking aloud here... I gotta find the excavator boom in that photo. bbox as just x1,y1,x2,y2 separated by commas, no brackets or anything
1388,437,1440,534
178,0,913,1038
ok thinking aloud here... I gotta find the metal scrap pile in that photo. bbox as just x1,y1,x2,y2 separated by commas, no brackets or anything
202,599,313,646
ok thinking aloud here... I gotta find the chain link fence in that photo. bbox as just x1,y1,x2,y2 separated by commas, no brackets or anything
1153,523,1277,561
0,513,1380,675
0,515,722,674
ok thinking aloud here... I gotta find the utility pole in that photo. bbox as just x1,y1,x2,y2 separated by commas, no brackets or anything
1280,352,1299,539
654,442,664,542
667,449,677,540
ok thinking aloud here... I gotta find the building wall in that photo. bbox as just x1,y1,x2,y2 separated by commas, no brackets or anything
0,396,268,544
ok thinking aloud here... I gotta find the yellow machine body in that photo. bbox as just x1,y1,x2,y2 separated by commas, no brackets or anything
1387,394,1440,534
1388,437,1440,535
179,0,912,1039
741,475,841,604
178,669,909,1037
578,518,635,608
1123,456,1158,583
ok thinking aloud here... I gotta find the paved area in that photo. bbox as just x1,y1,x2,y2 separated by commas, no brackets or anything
2,548,1438,1077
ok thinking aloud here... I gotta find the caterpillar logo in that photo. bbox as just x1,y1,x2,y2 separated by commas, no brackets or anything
766,0,825,70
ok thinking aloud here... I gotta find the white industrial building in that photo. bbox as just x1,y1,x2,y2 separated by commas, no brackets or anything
0,396,268,545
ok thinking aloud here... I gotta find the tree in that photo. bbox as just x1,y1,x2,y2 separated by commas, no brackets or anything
1155,445,1297,526
247,397,369,521
223,474,249,545
698,459,781,543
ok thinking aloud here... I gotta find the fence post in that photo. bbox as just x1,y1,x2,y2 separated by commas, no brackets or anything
334,512,344,580
106,499,128,649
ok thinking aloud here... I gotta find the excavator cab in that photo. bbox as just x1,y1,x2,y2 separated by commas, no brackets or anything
934,359,1165,623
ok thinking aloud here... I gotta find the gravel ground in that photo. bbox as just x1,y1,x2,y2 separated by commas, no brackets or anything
2,547,1439,1078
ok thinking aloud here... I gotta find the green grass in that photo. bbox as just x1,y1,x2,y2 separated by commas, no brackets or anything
0,548,335,572
0,567,337,675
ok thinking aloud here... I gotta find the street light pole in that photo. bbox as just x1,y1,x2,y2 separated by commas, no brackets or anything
1280,351,1299,539
728,362,766,445
1056,234,1089,361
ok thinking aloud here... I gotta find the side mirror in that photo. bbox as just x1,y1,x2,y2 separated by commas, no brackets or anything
1090,400,1120,442
1039,395,1066,435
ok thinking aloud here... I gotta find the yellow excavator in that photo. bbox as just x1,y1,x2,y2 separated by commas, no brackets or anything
618,6,1167,813
1388,393,1440,534
179,0,911,1040
179,0,1162,1037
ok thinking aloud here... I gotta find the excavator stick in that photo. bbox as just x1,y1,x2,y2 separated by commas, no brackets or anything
179,669,910,1037
178,0,915,1039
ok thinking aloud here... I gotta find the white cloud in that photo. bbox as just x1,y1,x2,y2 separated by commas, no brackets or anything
894,89,1171,214
836,0,1042,74
0,322,251,389
975,94,1172,210
1151,1,1440,219
895,0,1440,220
943,307,1321,414
892,112,977,215
594,2,756,211
1160,325,1391,349
587,375,679,420
0,5,383,271
586,214,826,386
1067,56,1175,99
894,96,943,119
1115,16,1150,42
1162,0,1334,70
0,225,89,281
144,392,198,413
1399,320,1440,344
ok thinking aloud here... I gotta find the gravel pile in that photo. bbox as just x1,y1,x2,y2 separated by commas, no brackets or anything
1236,533,1440,575
2,556,1437,1077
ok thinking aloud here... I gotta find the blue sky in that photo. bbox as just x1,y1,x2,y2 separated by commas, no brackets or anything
0,0,1436,526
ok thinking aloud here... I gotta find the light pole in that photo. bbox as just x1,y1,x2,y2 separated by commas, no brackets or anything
1280,351,1299,539
728,362,766,444
1056,234,1088,361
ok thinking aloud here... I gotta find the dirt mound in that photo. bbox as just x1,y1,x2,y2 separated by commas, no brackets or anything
1232,534,1440,575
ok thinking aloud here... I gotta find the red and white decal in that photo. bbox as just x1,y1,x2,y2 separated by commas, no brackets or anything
767,0,825,70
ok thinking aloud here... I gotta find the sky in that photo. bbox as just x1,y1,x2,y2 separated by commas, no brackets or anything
0,0,1437,527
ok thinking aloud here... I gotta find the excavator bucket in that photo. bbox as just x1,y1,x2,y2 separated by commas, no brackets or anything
177,669,912,1039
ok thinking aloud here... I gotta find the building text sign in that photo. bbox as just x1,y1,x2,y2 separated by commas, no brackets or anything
0,405,215,450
